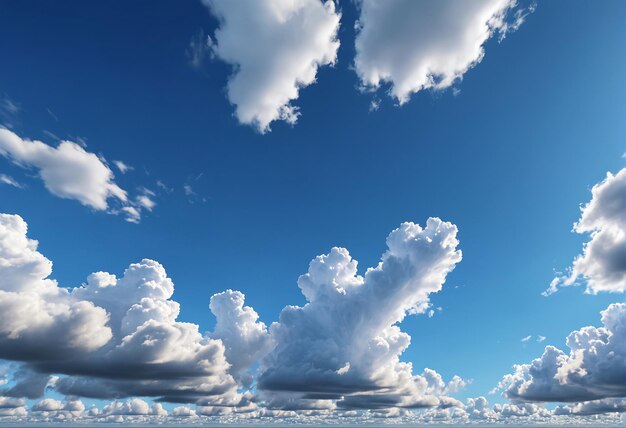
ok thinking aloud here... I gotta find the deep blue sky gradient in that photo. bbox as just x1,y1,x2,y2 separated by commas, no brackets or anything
0,0,625,403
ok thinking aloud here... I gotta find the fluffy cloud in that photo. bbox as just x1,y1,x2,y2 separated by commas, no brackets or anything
354,0,531,104
209,290,274,387
0,213,267,406
547,168,626,295
258,218,463,410
100,399,166,417
0,213,112,366
0,128,126,211
555,398,626,416
499,303,626,403
0,128,154,223
0,212,471,416
204,0,340,132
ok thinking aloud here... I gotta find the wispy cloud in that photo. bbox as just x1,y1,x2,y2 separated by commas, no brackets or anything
0,173,23,189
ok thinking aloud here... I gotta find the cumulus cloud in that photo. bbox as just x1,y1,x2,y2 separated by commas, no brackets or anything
0,128,127,210
0,213,474,417
0,213,267,407
0,214,112,365
209,290,273,387
258,218,463,410
0,128,158,222
555,398,626,416
499,303,626,403
204,0,340,132
354,0,532,104
547,168,626,295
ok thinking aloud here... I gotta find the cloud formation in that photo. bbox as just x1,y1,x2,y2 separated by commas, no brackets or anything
547,168,626,295
354,0,531,104
0,213,268,406
204,0,340,132
0,128,126,211
0,128,153,223
258,218,463,410
0,212,473,418
499,303,626,403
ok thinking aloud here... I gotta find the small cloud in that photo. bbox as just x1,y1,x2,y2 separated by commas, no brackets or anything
135,195,156,212
156,180,173,194
0,94,21,129
183,184,195,197
183,183,207,204
537,335,546,343
186,29,214,69
0,173,23,189
369,98,380,112
336,362,350,375
521,335,532,342
121,206,141,224
46,108,59,122
42,130,61,141
113,160,133,174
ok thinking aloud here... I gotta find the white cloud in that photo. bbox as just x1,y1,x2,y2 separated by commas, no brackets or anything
204,0,340,133
0,212,479,417
209,290,273,387
135,195,156,211
0,95,20,129
100,399,166,417
0,214,113,367
0,128,156,223
555,398,626,416
32,398,64,412
0,128,127,210
186,29,214,69
0,212,265,407
112,160,133,174
547,169,626,295
258,218,464,410
0,173,22,189
499,303,626,403
521,335,532,342
354,0,531,104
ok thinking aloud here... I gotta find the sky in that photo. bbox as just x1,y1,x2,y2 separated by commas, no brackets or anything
1,0,626,424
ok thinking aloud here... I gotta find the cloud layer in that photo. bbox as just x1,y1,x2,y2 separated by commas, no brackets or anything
204,0,340,132
354,0,530,103
0,212,471,419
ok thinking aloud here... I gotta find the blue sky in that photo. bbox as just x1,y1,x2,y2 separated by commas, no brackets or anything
1,0,626,424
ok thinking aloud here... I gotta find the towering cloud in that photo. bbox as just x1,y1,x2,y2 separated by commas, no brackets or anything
204,0,340,133
0,213,467,416
209,290,274,387
547,168,626,295
354,0,530,104
259,218,463,410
